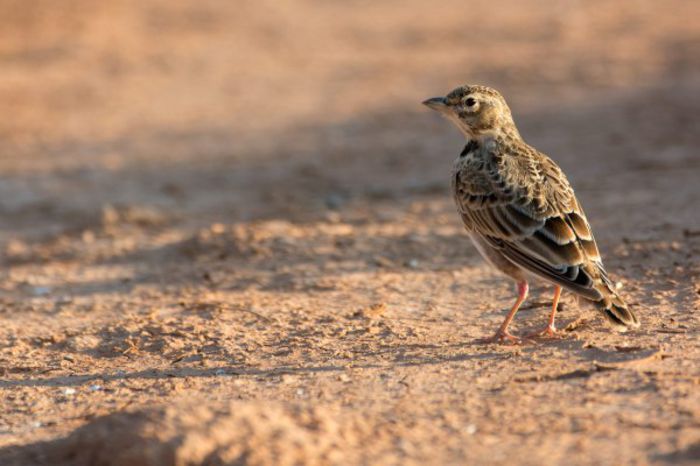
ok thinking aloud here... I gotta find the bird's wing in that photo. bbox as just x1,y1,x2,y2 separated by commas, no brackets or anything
453,144,606,300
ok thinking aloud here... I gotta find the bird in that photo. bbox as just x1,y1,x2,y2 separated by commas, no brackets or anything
422,84,639,343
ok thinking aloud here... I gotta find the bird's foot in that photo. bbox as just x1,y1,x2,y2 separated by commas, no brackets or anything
479,329,524,345
525,325,560,339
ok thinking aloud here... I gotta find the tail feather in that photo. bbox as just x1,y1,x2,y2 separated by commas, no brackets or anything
595,280,640,330
601,300,640,330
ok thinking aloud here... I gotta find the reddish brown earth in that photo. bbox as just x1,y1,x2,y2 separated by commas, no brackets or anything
0,1,699,464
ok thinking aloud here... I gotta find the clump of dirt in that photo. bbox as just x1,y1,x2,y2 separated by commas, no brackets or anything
7,401,354,466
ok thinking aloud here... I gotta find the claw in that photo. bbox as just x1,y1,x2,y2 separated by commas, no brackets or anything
525,325,561,339
479,330,524,345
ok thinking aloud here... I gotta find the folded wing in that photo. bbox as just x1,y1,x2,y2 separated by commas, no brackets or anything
453,145,607,300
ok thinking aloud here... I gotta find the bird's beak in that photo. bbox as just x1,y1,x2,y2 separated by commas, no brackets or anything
422,96,450,113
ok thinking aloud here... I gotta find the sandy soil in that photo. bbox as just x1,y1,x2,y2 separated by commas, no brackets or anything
0,1,699,464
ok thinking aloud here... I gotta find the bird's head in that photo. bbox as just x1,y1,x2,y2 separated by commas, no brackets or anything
422,85,518,139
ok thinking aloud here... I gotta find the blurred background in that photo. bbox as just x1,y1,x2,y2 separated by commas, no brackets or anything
0,0,698,234
0,1,699,463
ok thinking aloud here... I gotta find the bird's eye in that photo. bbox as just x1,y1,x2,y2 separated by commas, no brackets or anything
465,97,476,107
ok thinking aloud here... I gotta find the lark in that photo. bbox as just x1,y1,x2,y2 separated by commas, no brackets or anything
423,85,639,343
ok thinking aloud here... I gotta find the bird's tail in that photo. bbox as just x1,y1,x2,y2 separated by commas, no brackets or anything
594,271,640,330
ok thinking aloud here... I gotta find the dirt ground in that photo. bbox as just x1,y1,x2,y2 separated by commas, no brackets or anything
0,1,699,464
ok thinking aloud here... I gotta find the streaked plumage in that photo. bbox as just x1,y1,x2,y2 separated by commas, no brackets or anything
423,85,639,343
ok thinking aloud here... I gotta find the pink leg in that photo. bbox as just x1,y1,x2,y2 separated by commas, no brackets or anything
526,285,562,338
481,281,529,344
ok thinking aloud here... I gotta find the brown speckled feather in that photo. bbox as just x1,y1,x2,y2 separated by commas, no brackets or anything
452,137,610,301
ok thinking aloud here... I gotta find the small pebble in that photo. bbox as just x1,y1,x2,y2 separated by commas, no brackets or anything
210,223,226,234
324,193,345,209
63,388,76,396
32,286,52,296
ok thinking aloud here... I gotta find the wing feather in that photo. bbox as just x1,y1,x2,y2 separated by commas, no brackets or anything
453,141,606,298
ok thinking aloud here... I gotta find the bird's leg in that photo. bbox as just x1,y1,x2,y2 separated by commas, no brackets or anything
526,285,562,338
482,281,528,344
